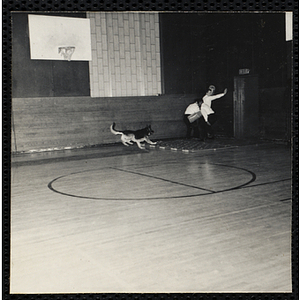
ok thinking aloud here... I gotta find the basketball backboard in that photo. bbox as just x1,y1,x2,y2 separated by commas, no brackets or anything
28,14,92,61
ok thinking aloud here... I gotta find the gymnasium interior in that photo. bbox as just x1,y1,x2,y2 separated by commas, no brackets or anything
10,11,293,294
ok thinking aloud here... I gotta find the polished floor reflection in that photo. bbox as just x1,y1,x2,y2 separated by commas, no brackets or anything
10,141,292,293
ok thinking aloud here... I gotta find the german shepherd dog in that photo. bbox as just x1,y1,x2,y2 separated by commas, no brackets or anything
110,122,157,149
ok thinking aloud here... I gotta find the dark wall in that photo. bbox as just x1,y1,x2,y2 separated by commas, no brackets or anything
160,13,207,95
12,13,90,98
222,13,290,139
160,13,288,92
160,12,291,139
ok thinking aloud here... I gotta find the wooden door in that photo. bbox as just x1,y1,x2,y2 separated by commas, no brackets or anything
234,75,259,138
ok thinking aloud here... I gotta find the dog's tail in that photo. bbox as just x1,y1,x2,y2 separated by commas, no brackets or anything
110,122,122,135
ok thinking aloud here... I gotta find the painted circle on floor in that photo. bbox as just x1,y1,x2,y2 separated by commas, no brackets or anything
48,162,256,200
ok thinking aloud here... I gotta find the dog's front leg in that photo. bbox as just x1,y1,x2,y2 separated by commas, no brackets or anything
136,141,146,149
145,137,157,145
148,140,157,145
122,141,130,147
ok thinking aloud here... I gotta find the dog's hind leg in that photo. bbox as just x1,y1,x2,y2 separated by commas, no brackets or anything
121,136,133,146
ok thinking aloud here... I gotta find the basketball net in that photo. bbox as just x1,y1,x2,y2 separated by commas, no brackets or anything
58,46,75,61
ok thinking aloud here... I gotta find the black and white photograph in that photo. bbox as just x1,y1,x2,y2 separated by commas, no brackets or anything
8,9,294,294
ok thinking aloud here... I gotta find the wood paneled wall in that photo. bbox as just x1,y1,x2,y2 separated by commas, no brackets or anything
11,95,195,153
87,12,161,97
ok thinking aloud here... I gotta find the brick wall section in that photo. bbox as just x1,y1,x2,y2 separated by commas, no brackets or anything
87,12,161,97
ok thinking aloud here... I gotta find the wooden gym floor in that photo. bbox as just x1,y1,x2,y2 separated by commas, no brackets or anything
10,138,292,293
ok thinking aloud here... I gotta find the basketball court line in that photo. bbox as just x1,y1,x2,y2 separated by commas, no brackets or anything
280,198,292,202
239,178,291,189
109,166,216,193
48,163,257,201
108,164,258,193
